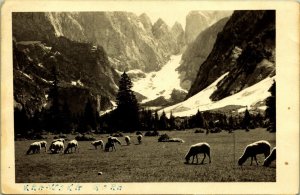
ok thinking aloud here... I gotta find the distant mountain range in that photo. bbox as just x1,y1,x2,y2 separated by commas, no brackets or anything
12,10,275,117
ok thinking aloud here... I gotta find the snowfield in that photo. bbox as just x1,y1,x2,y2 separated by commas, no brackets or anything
160,73,275,117
132,55,187,103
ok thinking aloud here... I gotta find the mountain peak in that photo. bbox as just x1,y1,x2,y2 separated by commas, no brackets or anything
171,22,184,32
154,18,168,27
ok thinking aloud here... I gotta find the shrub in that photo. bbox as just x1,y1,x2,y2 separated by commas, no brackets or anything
210,127,222,133
54,134,67,139
152,131,159,136
158,133,170,142
195,129,205,133
112,132,124,137
145,131,159,136
75,134,96,141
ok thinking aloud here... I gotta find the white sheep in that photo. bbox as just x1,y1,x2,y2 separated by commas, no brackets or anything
137,135,143,144
108,136,121,145
64,140,79,154
263,147,276,167
91,140,104,149
39,141,47,152
26,142,42,155
50,141,64,154
185,142,211,164
238,140,271,166
125,136,131,145
52,138,65,143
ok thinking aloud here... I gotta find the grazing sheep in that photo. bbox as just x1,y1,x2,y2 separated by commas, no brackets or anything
108,136,121,145
64,140,79,154
49,139,64,151
91,140,104,149
137,135,143,144
168,138,185,143
125,136,131,145
238,140,271,166
52,138,65,143
185,142,211,164
50,141,64,154
39,141,47,152
105,136,121,152
26,142,42,155
105,141,116,152
263,147,276,167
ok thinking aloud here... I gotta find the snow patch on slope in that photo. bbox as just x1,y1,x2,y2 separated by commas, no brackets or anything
161,73,275,117
132,54,187,102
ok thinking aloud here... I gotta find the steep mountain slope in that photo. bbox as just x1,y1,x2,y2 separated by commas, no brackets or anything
13,36,119,115
185,11,232,44
171,22,185,52
152,18,180,55
178,17,229,90
12,12,183,72
187,10,275,100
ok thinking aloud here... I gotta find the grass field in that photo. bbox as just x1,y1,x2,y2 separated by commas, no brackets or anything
15,128,276,182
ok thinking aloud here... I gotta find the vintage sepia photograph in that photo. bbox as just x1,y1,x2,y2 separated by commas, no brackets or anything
13,10,276,183
1,0,299,194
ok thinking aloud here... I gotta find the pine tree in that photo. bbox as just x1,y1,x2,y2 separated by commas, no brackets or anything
61,100,73,133
159,111,168,130
228,115,235,129
115,72,139,131
83,99,97,131
48,64,61,132
265,80,276,132
14,107,29,135
194,109,204,128
242,108,251,130
169,112,175,130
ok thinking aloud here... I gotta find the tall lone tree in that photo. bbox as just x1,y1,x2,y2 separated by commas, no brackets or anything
48,62,61,132
265,80,276,132
242,108,251,130
115,72,139,131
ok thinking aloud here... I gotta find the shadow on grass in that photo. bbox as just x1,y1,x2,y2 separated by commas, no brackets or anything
184,162,210,165
48,152,63,155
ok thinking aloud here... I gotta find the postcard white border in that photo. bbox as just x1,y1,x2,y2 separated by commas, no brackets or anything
1,0,299,194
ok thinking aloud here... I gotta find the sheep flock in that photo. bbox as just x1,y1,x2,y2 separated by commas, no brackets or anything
25,134,276,168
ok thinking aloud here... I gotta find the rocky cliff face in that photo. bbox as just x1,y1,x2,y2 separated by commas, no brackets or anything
13,35,119,115
13,12,184,73
152,18,180,55
187,10,275,100
184,11,232,44
171,22,185,52
178,17,229,90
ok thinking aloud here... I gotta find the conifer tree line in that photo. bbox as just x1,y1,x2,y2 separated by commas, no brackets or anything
14,70,276,137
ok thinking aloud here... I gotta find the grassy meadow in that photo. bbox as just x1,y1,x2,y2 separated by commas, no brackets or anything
15,128,276,182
